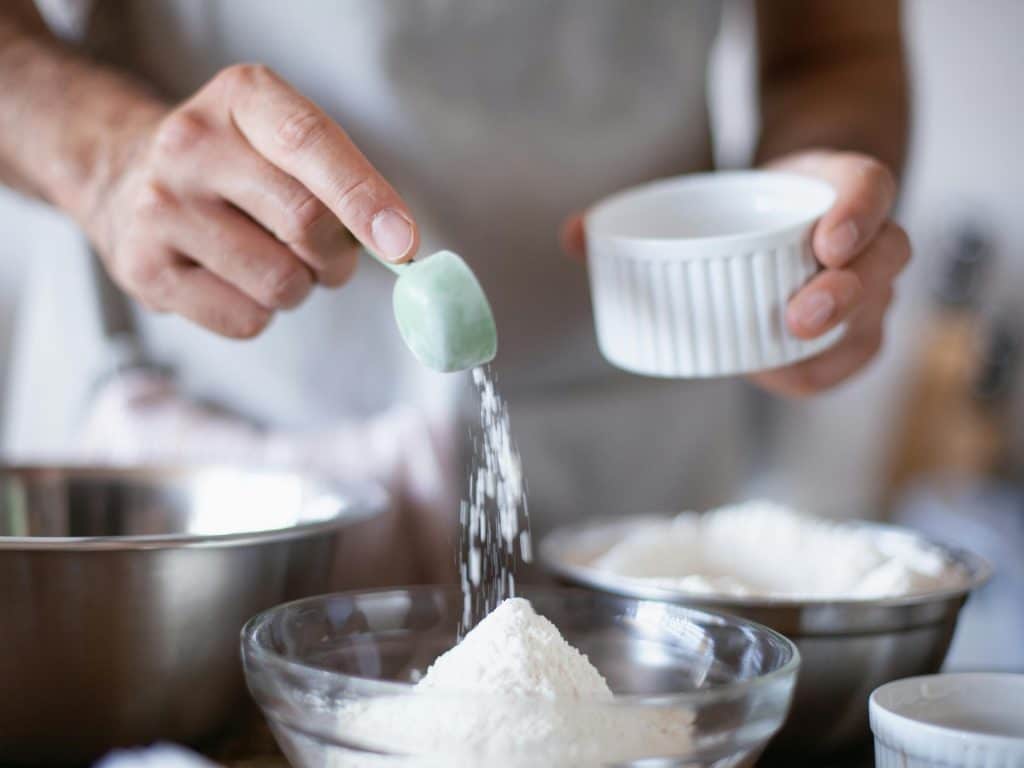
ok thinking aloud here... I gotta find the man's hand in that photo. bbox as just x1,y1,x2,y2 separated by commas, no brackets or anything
560,150,910,395
0,5,419,339
748,150,910,396
90,64,418,338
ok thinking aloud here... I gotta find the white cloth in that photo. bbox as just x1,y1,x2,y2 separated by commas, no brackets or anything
8,0,744,546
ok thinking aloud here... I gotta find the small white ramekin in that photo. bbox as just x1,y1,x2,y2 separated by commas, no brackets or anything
870,674,1024,767
584,171,841,378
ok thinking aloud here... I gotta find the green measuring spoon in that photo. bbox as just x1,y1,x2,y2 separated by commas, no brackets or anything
370,249,497,372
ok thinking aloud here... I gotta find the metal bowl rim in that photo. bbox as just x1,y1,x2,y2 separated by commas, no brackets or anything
0,464,389,550
241,584,802,707
539,514,993,610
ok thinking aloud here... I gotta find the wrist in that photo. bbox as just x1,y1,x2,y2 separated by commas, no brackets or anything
41,60,166,234
68,98,164,252
0,28,165,239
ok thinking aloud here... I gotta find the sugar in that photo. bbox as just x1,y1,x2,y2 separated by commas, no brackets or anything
458,365,531,636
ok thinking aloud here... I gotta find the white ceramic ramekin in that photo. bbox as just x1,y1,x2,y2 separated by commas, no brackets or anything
584,171,841,378
870,674,1024,767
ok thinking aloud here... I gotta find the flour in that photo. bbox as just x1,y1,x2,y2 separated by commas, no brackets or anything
419,597,612,700
334,598,693,767
591,500,967,599
458,366,531,635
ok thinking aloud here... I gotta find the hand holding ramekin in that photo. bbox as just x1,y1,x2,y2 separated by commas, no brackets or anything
566,151,910,393
754,151,910,396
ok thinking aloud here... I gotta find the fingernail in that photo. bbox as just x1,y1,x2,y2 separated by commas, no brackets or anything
824,220,859,262
371,208,414,262
795,291,836,332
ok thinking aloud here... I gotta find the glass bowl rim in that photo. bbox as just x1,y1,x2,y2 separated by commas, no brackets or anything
241,584,802,708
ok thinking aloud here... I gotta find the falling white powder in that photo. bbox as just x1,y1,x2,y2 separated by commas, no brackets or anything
333,598,693,767
591,500,968,599
459,366,531,635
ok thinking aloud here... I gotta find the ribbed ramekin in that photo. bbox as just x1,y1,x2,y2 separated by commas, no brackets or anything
870,674,1024,768
585,171,841,378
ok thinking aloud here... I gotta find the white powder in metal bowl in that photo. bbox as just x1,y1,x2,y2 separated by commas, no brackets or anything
591,501,967,599
333,598,692,767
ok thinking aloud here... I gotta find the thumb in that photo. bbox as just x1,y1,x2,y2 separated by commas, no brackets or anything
559,213,586,262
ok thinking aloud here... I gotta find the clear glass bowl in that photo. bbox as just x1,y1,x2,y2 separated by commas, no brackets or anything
242,587,799,767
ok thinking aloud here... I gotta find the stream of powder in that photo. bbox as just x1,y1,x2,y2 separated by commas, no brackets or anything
458,365,532,637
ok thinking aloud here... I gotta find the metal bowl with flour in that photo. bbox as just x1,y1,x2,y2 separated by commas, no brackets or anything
0,464,386,764
540,515,992,757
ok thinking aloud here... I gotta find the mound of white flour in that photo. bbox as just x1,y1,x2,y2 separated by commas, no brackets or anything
419,595,610,699
331,598,692,767
591,501,966,599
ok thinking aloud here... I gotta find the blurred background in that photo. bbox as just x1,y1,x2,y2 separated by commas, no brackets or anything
706,0,1024,513
709,0,1024,671
1,1,1022,669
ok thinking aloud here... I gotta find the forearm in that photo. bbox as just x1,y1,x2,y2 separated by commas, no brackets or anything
755,57,908,173
0,8,163,227
753,0,909,174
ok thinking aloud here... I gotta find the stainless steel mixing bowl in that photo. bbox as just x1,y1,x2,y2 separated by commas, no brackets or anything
0,464,387,764
539,516,992,757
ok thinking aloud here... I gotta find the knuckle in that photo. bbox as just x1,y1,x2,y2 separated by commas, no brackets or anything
154,110,210,155
334,176,376,218
835,270,864,307
136,298,167,315
279,190,329,245
131,284,169,314
134,181,177,220
125,256,178,309
105,252,136,294
317,250,359,287
226,306,272,339
859,157,897,199
262,262,312,309
276,110,329,153
215,62,275,94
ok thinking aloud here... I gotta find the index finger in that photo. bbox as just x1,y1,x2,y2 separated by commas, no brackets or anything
222,64,419,263
776,151,897,269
